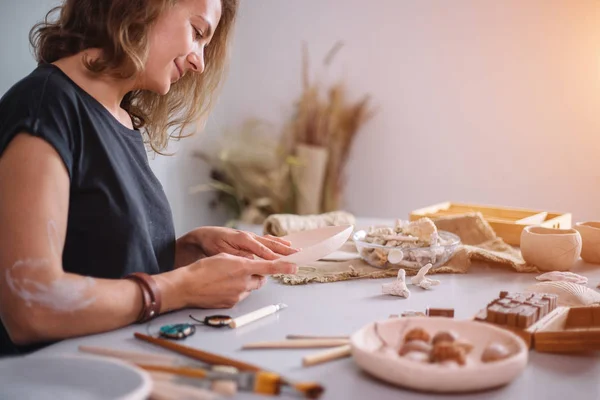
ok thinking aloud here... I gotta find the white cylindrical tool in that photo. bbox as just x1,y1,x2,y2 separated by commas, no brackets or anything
229,303,287,329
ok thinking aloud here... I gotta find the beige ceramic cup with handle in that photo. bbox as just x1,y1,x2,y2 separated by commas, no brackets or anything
520,225,582,271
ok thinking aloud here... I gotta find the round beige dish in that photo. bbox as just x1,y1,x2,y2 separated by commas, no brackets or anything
350,317,528,393
520,226,582,271
574,222,600,264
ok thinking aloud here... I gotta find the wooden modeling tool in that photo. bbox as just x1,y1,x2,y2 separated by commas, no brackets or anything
302,345,352,367
134,333,324,399
286,335,349,340
242,339,349,350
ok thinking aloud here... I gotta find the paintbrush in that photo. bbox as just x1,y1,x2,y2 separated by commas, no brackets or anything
134,332,324,399
79,346,269,396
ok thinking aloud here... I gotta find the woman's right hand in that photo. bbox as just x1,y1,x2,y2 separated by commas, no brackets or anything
178,253,297,309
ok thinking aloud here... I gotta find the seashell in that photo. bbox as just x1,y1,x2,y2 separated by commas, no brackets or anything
398,340,432,356
439,360,460,368
432,331,458,345
536,271,588,285
454,340,474,355
403,351,430,363
387,249,404,264
481,343,511,363
526,281,600,307
404,328,431,343
430,342,466,366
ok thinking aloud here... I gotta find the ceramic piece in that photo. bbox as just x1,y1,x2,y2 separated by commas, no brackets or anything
319,250,361,262
350,317,528,393
574,221,600,264
535,271,588,285
520,226,582,271
278,225,354,265
526,281,600,307
0,354,151,400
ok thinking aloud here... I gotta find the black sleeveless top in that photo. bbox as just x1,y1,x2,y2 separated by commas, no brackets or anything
0,63,176,356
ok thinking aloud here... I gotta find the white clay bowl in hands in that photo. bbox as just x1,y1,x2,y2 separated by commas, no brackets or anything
350,317,528,393
277,225,354,265
574,222,600,264
520,226,582,271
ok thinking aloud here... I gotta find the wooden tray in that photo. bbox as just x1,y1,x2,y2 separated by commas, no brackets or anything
409,202,572,246
475,306,600,353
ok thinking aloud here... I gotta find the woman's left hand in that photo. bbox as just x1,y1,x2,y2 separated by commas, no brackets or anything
175,227,299,267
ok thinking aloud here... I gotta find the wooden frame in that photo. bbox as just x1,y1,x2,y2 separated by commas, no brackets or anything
409,202,571,246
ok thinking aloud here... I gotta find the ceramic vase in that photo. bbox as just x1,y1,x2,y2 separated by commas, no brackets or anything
574,221,600,264
292,144,329,215
520,226,582,271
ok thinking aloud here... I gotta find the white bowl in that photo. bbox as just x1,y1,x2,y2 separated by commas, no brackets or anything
350,317,528,393
278,225,354,265
0,354,152,400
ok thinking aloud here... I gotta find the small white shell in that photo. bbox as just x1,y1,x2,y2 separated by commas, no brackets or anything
388,249,404,264
535,271,588,285
526,281,600,306
403,351,430,363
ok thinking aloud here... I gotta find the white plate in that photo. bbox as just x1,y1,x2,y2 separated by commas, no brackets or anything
278,225,354,265
0,354,152,400
350,317,528,393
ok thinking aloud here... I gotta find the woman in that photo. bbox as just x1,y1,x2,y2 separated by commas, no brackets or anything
0,0,298,356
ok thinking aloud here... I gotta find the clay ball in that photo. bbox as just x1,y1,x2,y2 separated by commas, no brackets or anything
398,340,432,356
432,330,458,345
404,328,431,343
403,351,430,363
481,343,511,363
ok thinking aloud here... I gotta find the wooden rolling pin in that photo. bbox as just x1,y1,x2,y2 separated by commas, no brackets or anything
242,339,349,349
302,345,352,367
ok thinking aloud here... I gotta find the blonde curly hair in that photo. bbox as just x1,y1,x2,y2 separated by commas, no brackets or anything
29,0,239,153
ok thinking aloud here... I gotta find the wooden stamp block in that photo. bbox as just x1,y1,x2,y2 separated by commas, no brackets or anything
474,309,487,322
517,306,537,329
506,307,522,327
426,308,454,318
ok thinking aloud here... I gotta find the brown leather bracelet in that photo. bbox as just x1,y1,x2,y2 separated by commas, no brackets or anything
125,272,162,323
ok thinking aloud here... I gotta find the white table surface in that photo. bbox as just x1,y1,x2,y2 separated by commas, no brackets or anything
31,220,600,400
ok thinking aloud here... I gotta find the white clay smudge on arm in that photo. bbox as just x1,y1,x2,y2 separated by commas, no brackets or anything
5,259,96,312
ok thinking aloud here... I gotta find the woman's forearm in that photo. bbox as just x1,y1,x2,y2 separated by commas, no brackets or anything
1,265,186,346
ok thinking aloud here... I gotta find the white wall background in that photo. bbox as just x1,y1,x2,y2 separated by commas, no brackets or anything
2,0,599,235
212,0,600,228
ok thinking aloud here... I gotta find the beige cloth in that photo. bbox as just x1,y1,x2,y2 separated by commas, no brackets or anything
262,210,356,237
272,212,538,285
